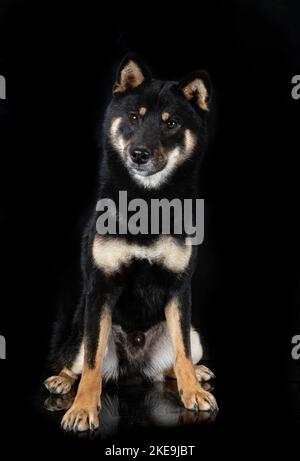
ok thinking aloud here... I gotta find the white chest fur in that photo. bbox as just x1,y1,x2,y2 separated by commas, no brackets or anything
92,235,192,275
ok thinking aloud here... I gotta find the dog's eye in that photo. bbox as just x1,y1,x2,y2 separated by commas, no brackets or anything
128,112,138,123
166,119,178,129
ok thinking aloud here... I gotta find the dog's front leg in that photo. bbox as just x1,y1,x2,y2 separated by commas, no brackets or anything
61,282,118,432
165,295,218,413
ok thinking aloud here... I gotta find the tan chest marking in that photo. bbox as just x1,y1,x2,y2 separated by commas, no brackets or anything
92,235,192,275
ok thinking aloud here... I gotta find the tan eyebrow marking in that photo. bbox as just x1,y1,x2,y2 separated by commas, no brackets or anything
162,112,170,121
138,107,147,116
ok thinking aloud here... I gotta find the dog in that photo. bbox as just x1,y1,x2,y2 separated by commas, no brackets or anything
44,54,218,432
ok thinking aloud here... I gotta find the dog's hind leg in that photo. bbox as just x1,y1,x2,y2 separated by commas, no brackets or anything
44,342,84,395
44,292,85,395
164,365,215,383
164,328,215,383
44,324,120,395
44,369,77,395
144,323,215,383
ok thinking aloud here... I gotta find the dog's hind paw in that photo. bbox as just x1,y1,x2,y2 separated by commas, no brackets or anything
194,365,215,383
44,375,74,395
44,390,75,412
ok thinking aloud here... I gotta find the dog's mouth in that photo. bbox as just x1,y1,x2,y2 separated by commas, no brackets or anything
128,161,167,177
126,152,168,177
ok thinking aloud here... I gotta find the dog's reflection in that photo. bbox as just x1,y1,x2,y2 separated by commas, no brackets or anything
44,379,217,438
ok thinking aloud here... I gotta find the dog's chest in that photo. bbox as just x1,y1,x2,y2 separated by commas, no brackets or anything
92,235,192,275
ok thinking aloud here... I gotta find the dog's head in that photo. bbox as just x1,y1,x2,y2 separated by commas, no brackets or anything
106,54,211,188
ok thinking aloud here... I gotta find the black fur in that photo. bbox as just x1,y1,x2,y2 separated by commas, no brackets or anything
50,55,211,373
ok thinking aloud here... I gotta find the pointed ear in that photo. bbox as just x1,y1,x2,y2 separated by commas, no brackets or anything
179,70,211,111
113,54,151,95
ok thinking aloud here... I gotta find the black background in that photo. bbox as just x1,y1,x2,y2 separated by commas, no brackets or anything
0,0,299,456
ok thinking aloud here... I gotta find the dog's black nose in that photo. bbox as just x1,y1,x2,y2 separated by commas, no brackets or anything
130,148,151,164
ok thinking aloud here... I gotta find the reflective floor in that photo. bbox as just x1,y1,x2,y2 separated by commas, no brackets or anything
43,374,218,439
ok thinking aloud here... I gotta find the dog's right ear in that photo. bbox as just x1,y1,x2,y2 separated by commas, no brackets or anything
113,54,151,95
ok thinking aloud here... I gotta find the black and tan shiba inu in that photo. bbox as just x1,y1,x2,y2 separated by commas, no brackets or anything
44,54,218,432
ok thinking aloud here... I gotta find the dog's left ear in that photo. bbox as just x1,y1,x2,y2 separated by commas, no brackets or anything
113,54,151,95
179,70,211,111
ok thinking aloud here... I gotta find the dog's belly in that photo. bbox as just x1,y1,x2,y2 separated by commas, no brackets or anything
111,259,180,331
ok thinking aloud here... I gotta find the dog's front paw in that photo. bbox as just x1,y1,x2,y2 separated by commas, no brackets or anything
180,383,218,412
44,375,73,395
61,403,100,432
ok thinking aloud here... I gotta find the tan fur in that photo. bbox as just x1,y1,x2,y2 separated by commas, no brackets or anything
131,132,197,189
60,367,78,380
182,79,209,111
113,60,144,94
110,117,127,159
44,390,76,412
71,342,84,375
164,364,215,383
113,84,126,94
139,106,147,116
92,235,192,275
162,111,170,121
165,299,217,411
131,145,194,189
184,129,196,154
44,367,77,395
61,308,112,431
